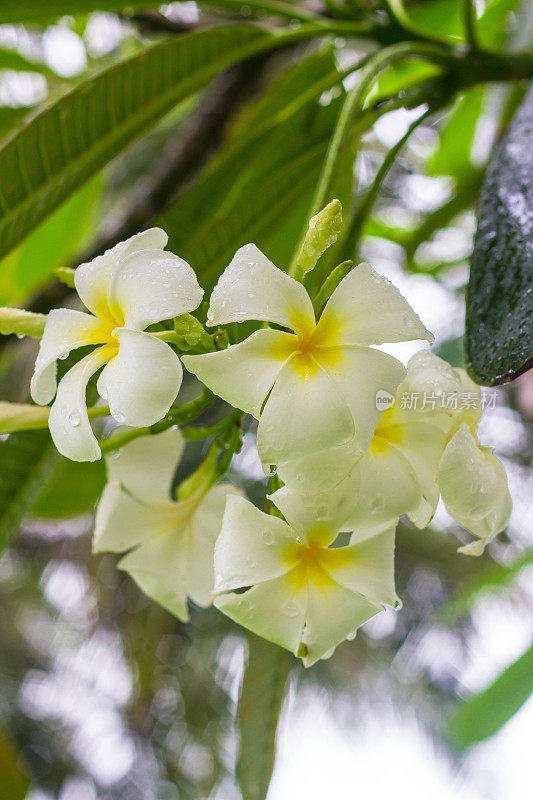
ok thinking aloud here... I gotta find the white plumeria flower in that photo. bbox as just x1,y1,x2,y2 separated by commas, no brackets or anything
94,427,240,620
31,228,203,462
213,485,399,667
183,245,432,479
322,351,511,553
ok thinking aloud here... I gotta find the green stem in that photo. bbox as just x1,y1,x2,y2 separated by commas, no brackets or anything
100,390,214,453
462,0,480,51
338,105,433,262
288,40,449,280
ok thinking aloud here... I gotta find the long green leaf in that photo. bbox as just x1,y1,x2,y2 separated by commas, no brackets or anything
465,84,533,384
0,25,280,260
0,430,59,552
449,643,533,747
237,634,292,800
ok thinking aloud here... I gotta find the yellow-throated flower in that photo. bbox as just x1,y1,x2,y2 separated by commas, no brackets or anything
31,229,203,461
183,244,432,480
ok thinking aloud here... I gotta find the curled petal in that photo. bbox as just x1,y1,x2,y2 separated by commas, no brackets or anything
214,495,296,594
257,354,355,467
105,426,184,506
439,425,512,554
93,482,176,553
317,262,433,347
315,345,406,452
75,228,168,324
97,329,182,427
108,249,203,330
207,243,315,334
183,329,294,418
48,346,112,462
31,309,110,405
270,471,361,542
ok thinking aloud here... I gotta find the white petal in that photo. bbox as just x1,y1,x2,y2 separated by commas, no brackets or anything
270,471,361,540
207,243,315,334
315,345,406,452
48,346,112,462
317,262,433,346
302,582,380,667
183,329,294,418
108,249,203,331
93,482,177,553
276,439,363,494
31,309,110,405
326,524,399,608
119,526,190,621
342,450,419,534
97,329,182,427
213,494,295,594
391,350,462,431
447,368,483,436
75,228,168,323
215,574,307,655
187,483,242,607
105,426,184,506
257,354,355,467
439,426,511,553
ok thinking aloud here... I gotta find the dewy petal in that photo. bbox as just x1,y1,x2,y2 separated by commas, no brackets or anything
276,439,363,494
257,354,355,467
105,426,184,506
341,450,419,534
213,495,296,594
215,573,307,655
48,345,112,462
75,228,168,323
439,425,511,553
270,472,361,541
302,582,380,667
325,524,399,608
183,329,295,418
119,526,191,621
207,243,315,334
31,309,110,405
315,345,406,452
108,249,203,331
317,262,433,346
97,329,182,427
93,482,177,553
187,483,241,607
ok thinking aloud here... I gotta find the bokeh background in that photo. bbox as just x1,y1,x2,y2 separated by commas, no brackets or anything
0,3,531,799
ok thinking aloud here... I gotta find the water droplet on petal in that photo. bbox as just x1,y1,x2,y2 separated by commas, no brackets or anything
262,531,274,545
282,603,298,618
69,410,81,427
114,411,125,424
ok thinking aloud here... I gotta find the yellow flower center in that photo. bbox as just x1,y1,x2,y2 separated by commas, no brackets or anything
369,407,404,454
283,530,352,592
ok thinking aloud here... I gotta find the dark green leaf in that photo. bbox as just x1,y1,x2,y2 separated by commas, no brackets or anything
449,643,533,747
31,457,106,518
429,87,485,179
237,633,291,800
0,430,59,552
465,85,533,385
0,25,277,260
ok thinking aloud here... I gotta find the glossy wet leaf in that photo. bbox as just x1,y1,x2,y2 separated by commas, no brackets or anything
465,85,533,384
31,457,106,518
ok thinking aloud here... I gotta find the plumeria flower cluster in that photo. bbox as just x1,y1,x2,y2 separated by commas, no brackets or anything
19,207,512,665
